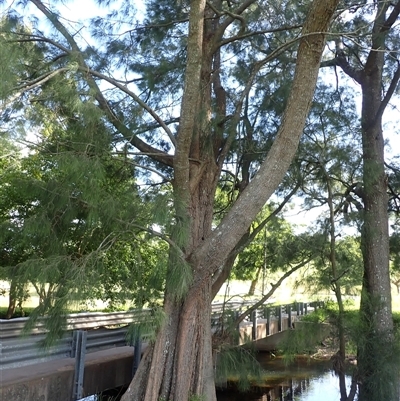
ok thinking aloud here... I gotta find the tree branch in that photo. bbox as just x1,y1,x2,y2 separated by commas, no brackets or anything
82,68,176,147
374,60,400,125
211,182,300,297
381,1,400,33
217,24,302,50
321,49,364,84
29,0,173,167
215,0,257,39
0,67,69,112
233,258,312,326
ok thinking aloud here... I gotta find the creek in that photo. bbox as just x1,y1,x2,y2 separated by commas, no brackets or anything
217,354,353,401
84,354,352,401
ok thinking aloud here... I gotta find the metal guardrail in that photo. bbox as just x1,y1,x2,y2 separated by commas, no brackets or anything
1,310,149,338
0,327,133,370
1,331,73,368
0,312,148,370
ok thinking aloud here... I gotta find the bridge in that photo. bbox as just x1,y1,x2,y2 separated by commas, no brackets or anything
0,301,322,401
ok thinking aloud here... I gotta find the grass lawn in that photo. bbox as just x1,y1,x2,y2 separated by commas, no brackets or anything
2,278,400,318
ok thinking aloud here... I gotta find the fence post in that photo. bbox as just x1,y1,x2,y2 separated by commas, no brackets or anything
287,304,292,329
235,311,240,331
264,307,270,336
251,310,257,340
234,311,241,344
278,307,282,332
72,330,87,401
305,303,308,315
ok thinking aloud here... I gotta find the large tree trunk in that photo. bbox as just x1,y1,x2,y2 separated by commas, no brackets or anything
123,284,215,401
121,1,339,400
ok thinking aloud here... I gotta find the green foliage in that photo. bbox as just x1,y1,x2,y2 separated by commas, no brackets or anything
215,347,264,392
280,321,329,363
0,306,35,319
188,395,205,401
299,236,363,296
300,307,329,324
0,95,167,327
165,256,193,301
126,306,166,344
233,205,319,282
94,238,167,308
283,302,362,360
393,312,400,328
357,295,400,400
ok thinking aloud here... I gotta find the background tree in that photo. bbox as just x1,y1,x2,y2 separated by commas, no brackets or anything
388,160,400,293
0,136,32,317
0,83,159,320
390,227,400,294
322,2,400,398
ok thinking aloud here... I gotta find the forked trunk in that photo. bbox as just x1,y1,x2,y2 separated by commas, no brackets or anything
122,1,340,399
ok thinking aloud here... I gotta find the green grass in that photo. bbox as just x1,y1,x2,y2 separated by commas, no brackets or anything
2,278,400,318
0,307,35,319
311,301,400,325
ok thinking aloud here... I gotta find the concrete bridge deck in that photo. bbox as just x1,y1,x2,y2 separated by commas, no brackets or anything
0,346,139,401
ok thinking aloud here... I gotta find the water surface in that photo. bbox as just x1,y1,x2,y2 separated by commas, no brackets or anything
217,354,353,401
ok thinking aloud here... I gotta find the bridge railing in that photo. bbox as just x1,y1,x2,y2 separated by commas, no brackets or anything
0,300,324,371
211,301,324,341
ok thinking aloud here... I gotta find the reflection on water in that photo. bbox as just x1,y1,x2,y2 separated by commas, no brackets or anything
217,373,353,401
217,355,353,401
296,373,352,401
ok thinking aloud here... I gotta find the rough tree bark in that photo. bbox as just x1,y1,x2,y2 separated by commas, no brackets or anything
120,1,340,400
